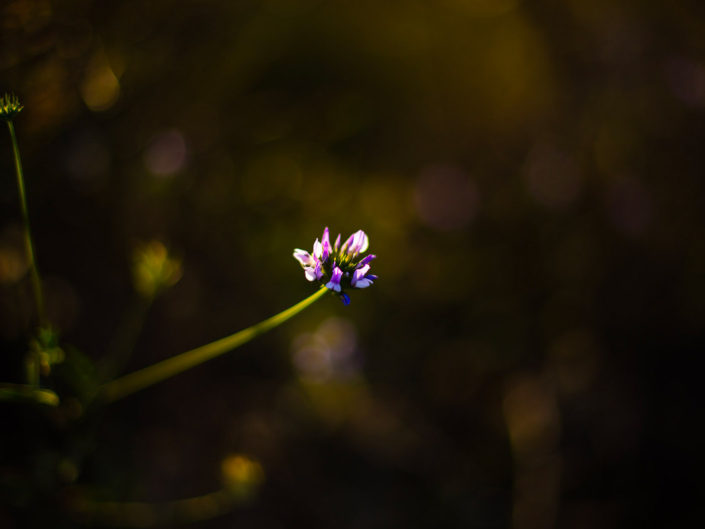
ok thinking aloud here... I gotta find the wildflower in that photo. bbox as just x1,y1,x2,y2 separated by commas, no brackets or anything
293,227,377,305
0,94,23,121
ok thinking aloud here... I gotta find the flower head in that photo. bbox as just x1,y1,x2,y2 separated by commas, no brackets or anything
293,227,377,304
0,93,23,121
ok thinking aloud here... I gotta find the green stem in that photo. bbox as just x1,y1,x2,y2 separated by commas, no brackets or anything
73,489,235,526
100,287,328,403
0,383,59,406
99,296,153,382
7,120,45,325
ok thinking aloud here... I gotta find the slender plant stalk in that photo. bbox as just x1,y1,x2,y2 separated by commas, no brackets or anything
74,488,235,526
6,117,45,388
7,120,45,325
100,287,328,403
0,383,59,406
99,296,153,382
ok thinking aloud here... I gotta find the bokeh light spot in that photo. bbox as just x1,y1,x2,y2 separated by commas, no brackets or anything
291,317,360,382
143,129,188,177
503,375,560,457
221,454,265,501
80,51,120,112
414,164,479,230
0,225,29,285
132,240,182,298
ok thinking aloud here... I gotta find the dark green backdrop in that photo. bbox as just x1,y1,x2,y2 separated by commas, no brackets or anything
2,1,703,527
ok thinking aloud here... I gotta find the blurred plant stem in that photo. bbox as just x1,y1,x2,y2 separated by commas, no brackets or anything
99,286,328,403
6,119,46,387
0,383,59,406
99,297,152,382
98,240,183,381
72,488,245,526
6,120,44,325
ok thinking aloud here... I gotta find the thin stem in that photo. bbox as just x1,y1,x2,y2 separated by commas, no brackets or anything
100,287,328,403
73,489,236,526
99,296,153,382
7,120,45,325
0,383,59,406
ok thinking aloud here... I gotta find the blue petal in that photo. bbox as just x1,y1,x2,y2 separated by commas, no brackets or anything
340,292,351,305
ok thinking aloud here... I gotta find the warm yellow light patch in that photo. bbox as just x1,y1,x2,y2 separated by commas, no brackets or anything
132,241,182,299
0,245,28,284
80,51,121,112
221,454,265,500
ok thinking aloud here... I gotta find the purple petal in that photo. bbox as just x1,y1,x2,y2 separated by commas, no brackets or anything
334,233,341,251
356,254,376,268
304,267,317,282
351,269,363,287
351,265,371,287
355,230,369,253
325,266,343,292
341,233,355,254
322,227,331,260
314,260,323,280
347,230,369,255
353,278,372,288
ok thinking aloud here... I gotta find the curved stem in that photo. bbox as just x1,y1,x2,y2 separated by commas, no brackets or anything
7,120,45,326
100,287,328,403
72,489,235,526
0,383,59,406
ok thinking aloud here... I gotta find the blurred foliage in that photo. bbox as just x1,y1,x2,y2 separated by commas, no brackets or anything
131,240,182,300
220,454,264,501
2,0,705,527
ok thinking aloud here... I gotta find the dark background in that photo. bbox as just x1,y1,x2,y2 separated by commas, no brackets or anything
1,0,704,527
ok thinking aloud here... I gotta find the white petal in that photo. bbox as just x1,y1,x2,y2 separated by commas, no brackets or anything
293,249,313,266
357,231,369,253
